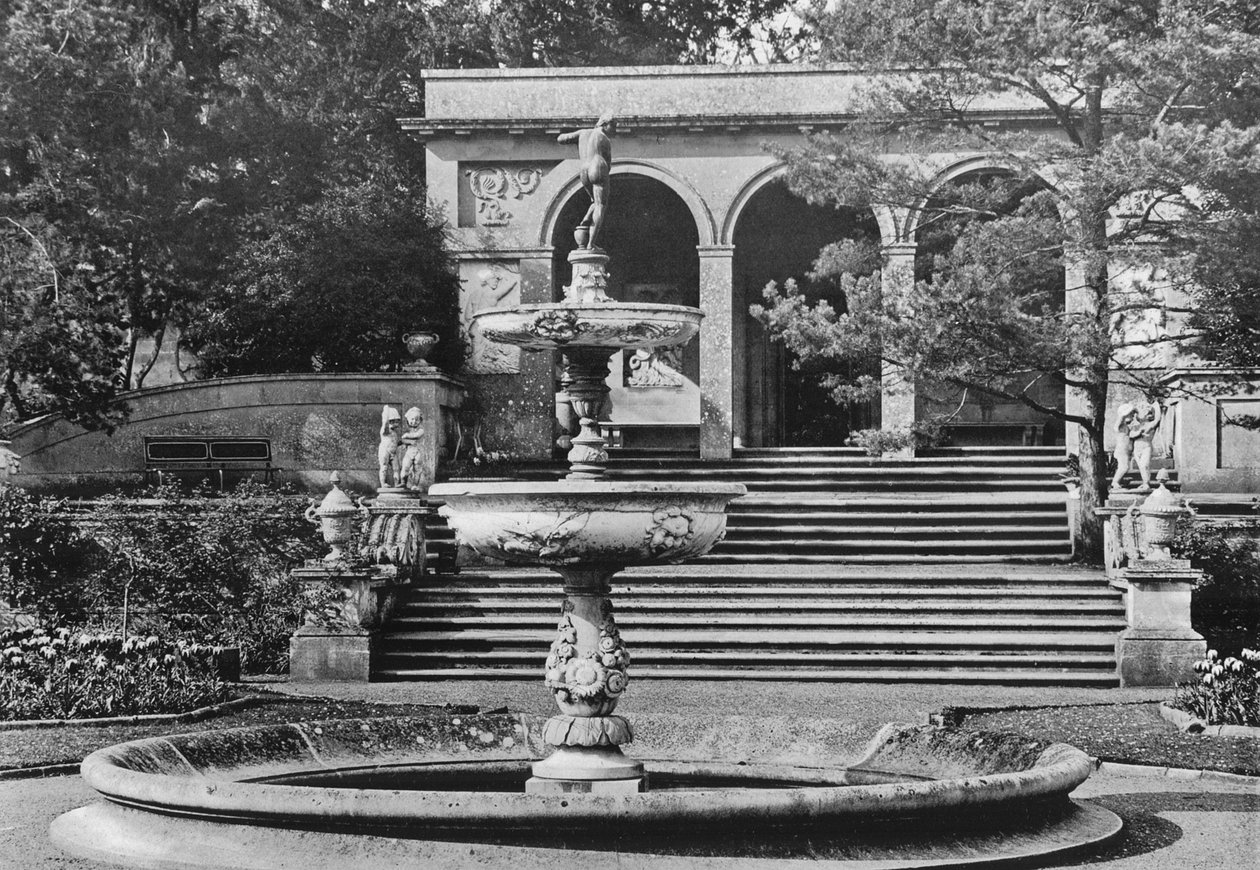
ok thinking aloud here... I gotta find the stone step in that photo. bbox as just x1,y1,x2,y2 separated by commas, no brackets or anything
388,613,1126,633
710,538,1071,553
722,524,1068,539
696,553,1072,563
727,510,1067,523
372,665,1119,686
384,628,1120,650
398,596,1122,615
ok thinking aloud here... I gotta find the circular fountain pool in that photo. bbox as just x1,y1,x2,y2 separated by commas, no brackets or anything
51,712,1121,869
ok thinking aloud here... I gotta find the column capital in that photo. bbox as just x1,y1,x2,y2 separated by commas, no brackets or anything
884,241,917,257
696,244,736,258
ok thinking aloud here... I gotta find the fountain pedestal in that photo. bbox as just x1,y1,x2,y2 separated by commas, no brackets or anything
524,566,644,793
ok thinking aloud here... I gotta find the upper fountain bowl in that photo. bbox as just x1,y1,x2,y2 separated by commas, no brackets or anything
474,303,702,351
429,481,745,568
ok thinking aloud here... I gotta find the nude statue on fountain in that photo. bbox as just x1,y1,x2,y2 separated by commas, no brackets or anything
558,113,615,250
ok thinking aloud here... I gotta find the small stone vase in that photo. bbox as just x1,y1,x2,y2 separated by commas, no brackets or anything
402,331,439,371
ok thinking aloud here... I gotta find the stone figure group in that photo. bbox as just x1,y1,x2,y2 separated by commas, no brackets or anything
1111,400,1162,491
378,405,426,492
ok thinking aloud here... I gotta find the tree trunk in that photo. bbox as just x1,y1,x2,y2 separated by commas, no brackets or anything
1072,392,1109,563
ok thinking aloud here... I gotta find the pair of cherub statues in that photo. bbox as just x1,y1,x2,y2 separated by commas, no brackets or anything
1111,400,1162,491
377,406,425,492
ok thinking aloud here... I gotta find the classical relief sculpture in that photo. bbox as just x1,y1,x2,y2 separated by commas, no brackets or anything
459,263,521,374
1111,401,1162,491
557,113,615,250
377,406,404,489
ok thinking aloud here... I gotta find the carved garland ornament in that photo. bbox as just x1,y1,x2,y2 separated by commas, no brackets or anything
544,601,629,703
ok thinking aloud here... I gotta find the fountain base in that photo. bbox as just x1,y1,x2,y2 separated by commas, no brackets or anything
527,745,647,793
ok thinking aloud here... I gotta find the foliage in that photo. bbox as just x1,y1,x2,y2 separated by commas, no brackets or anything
752,0,1260,559
1170,521,1260,656
482,0,799,66
0,486,92,621
1171,648,1260,727
1,481,323,674
0,626,230,720
846,421,942,457
77,481,323,672
184,182,462,376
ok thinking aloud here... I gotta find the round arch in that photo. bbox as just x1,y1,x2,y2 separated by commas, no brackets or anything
722,163,898,246
537,159,717,248
907,156,1065,240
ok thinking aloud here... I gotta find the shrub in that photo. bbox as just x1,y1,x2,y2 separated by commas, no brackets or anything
0,626,231,720
1171,521,1260,655
76,480,323,674
1170,648,1260,727
2,481,323,675
0,486,92,621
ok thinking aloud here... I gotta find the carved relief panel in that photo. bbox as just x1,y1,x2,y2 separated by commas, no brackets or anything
459,261,522,374
620,283,689,388
457,163,555,229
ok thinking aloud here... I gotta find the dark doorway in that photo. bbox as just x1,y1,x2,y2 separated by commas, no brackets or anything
551,175,702,443
733,180,881,447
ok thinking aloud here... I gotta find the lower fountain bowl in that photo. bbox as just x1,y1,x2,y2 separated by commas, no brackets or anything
429,481,746,567
50,713,1121,869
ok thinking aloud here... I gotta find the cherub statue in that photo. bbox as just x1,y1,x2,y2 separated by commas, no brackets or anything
557,113,615,249
1111,400,1162,491
398,407,426,492
377,406,403,488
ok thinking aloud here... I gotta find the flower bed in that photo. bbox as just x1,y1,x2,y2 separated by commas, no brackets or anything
1,627,231,721
1168,649,1260,728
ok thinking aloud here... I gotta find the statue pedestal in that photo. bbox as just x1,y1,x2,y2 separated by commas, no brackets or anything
362,491,428,581
289,563,399,682
1115,559,1206,687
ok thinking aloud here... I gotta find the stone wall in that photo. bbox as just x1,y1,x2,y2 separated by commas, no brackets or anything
7,373,464,496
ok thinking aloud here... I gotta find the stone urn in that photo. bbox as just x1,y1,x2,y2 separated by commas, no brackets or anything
402,331,439,371
304,472,360,562
1139,474,1190,558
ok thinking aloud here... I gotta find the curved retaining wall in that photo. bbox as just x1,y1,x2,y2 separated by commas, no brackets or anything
7,373,464,494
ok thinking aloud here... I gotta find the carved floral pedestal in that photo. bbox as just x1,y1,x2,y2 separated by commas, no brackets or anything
526,567,642,794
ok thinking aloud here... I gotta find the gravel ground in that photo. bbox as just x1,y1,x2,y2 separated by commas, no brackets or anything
0,694,476,772
957,703,1260,777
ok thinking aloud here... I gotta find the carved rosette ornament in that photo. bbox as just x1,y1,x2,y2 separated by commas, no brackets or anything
528,309,580,343
646,506,695,556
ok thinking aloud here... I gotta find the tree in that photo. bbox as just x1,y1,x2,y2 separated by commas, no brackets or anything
754,0,1260,559
483,0,800,67
184,181,463,376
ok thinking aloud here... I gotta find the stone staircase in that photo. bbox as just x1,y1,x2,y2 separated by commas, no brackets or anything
424,446,1075,566
375,563,1124,685
388,446,1127,685
638,446,1073,563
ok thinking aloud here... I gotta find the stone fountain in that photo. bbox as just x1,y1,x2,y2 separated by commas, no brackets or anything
50,115,1122,870
430,196,743,794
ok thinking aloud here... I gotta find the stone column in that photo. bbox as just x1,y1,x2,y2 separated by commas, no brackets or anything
698,245,735,460
881,243,917,458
